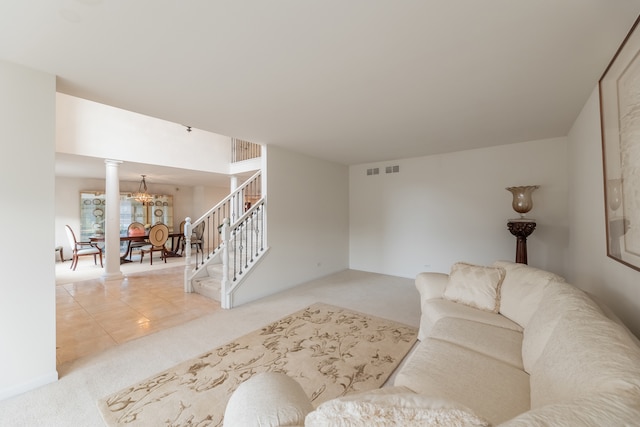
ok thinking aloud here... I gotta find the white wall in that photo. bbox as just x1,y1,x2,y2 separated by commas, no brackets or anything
56,93,231,174
0,61,58,399
349,138,569,278
191,185,230,222
55,176,228,257
232,146,349,305
568,87,640,337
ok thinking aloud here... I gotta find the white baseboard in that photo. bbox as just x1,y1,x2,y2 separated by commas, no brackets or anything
0,370,58,401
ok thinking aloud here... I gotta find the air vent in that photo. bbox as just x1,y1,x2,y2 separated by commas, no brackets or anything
366,168,380,176
386,165,400,174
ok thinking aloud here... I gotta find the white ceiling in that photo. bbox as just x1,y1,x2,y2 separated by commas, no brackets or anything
55,153,236,188
2,1,640,171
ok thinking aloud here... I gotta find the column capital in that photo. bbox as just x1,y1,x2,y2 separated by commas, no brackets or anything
507,220,536,264
507,220,536,238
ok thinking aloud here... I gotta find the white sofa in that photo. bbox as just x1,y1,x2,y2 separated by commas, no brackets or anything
224,261,640,426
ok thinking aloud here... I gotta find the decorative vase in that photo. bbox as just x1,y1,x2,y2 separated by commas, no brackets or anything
506,185,539,219
607,179,622,212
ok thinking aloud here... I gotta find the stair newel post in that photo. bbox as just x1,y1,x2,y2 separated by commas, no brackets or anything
183,217,193,293
221,218,231,309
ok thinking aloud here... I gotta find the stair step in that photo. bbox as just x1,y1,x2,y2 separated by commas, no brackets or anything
206,263,224,281
193,276,221,301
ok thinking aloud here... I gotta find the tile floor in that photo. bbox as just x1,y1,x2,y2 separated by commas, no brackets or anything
56,265,220,366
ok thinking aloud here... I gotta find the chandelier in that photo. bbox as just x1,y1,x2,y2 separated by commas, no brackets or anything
133,175,154,204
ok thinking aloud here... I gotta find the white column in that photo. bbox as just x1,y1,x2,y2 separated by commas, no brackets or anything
103,159,124,281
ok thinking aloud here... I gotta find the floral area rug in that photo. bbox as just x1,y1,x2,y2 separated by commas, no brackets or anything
97,302,417,426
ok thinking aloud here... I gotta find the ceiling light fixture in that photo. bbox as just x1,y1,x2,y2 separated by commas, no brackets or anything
133,174,153,204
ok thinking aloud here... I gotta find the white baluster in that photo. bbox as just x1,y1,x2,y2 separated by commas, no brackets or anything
183,217,192,292
221,218,231,308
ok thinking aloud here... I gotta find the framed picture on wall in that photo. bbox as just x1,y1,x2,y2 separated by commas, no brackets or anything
600,15,640,271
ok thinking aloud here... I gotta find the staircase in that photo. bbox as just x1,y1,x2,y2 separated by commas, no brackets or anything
191,264,223,300
183,171,267,308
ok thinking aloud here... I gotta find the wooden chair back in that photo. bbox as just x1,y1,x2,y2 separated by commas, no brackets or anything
128,222,146,237
148,223,169,247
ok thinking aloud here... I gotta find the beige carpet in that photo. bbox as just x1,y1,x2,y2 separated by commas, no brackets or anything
97,302,418,426
0,270,420,427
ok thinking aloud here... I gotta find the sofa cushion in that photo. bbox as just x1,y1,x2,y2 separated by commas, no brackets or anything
429,317,523,370
528,298,640,409
419,299,522,340
305,386,490,427
493,261,565,328
394,338,530,425
521,280,603,373
443,262,506,313
223,372,312,427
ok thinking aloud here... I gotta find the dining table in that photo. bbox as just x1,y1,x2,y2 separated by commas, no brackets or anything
90,232,184,263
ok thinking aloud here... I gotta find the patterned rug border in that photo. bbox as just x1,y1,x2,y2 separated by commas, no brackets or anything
97,302,418,426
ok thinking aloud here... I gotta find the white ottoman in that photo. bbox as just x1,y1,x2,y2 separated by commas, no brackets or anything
224,372,313,427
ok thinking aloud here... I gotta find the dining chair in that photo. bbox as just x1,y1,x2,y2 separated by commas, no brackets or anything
186,221,205,254
179,221,205,255
126,222,147,261
140,223,169,265
176,220,186,255
64,225,103,271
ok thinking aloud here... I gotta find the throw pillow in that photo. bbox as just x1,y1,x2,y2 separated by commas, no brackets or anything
305,389,491,427
443,262,505,313
493,260,565,328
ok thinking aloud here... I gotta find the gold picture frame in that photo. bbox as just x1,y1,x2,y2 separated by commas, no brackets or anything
600,15,640,271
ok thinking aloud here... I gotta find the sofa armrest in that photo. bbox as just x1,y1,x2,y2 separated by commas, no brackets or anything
586,291,640,348
416,272,448,301
415,272,448,341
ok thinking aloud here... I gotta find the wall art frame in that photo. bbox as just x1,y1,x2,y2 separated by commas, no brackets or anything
600,15,640,272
